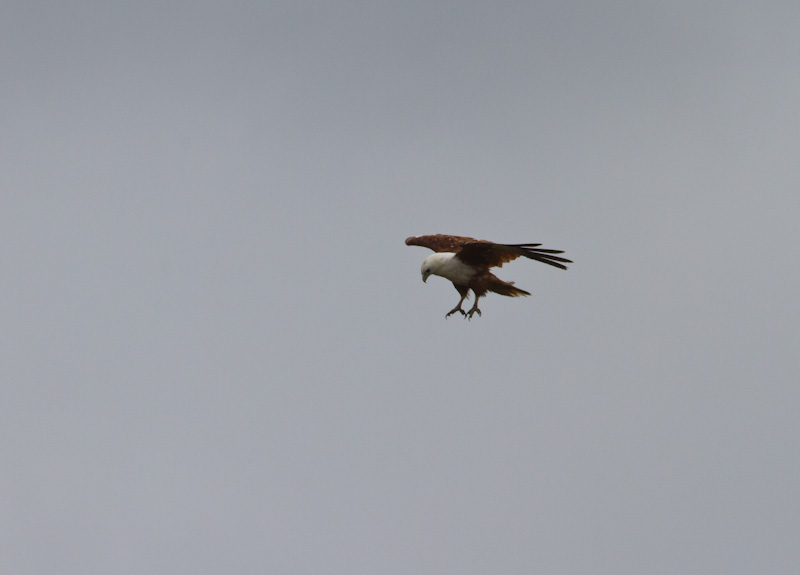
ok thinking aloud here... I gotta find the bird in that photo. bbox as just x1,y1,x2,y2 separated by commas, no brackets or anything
406,234,571,319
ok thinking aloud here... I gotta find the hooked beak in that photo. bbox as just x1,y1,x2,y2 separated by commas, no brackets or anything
422,272,430,283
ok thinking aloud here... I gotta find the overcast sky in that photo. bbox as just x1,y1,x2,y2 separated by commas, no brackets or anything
2,1,799,573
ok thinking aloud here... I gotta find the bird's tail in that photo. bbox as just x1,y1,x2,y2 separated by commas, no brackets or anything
489,278,530,297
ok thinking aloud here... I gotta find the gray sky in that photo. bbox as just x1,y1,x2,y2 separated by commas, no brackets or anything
2,1,799,573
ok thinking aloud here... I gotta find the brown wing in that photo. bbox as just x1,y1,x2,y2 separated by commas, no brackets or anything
457,242,572,270
406,234,572,270
404,234,478,253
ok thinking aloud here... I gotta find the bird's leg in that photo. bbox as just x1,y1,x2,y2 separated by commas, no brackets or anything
445,293,468,318
466,296,482,320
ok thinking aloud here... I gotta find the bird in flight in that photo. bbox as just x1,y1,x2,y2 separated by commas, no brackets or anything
406,234,571,319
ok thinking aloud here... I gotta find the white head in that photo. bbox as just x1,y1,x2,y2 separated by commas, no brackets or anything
420,252,455,283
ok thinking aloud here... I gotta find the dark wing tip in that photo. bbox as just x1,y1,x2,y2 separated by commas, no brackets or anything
490,243,572,270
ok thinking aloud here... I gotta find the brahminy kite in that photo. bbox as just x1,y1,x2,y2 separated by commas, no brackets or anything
406,234,571,319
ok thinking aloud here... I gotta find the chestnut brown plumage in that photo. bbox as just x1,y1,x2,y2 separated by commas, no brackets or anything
405,234,571,319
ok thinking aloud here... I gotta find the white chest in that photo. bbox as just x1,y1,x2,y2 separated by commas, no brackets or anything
434,254,476,285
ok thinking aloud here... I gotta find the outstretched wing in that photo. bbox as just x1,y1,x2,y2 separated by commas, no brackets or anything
405,234,478,253
406,234,572,270
457,242,572,270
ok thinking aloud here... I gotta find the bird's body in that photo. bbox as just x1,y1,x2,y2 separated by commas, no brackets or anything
420,252,476,285
406,234,571,318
